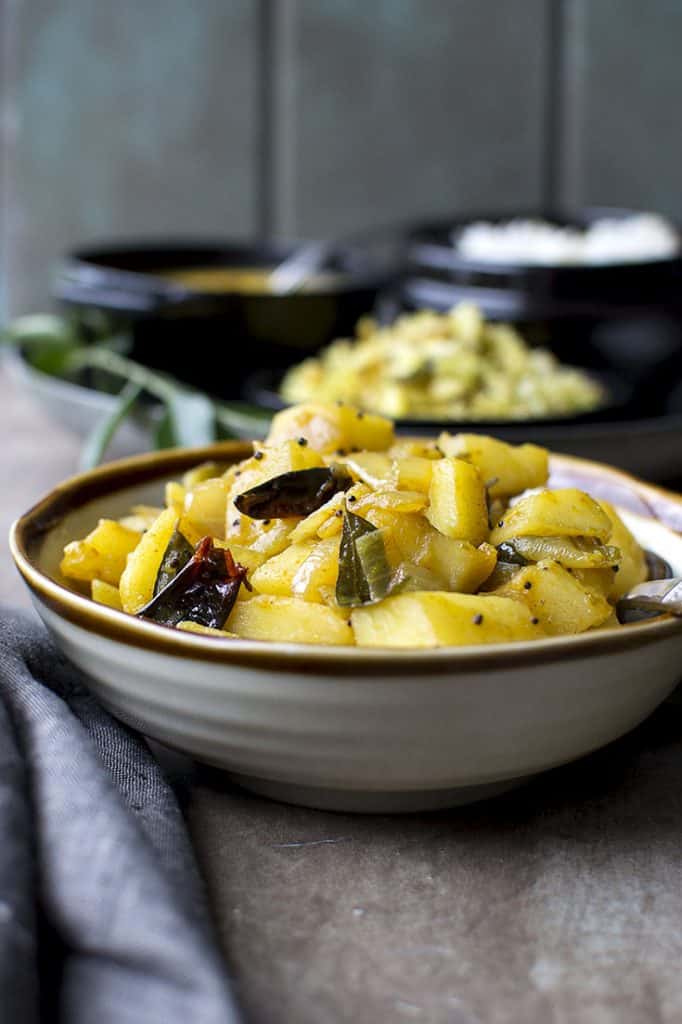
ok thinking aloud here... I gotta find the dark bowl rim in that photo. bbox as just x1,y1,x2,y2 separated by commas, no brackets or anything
55,237,392,302
9,440,682,675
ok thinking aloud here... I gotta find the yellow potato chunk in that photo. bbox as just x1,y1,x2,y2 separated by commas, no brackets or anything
183,477,230,540
339,452,396,488
493,560,612,635
490,489,612,546
420,537,497,593
119,505,165,533
165,482,186,513
177,621,237,638
354,488,427,516
91,578,123,610
119,508,178,613
597,501,647,599
258,438,325,477
352,592,542,648
316,513,345,540
266,402,394,454
181,461,225,489
228,518,298,559
60,519,142,586
289,492,346,543
250,542,316,596
370,512,433,564
288,483,371,544
571,568,614,599
291,536,341,601
426,457,488,544
388,439,443,460
228,595,353,645
213,541,266,576
439,433,548,498
395,456,434,493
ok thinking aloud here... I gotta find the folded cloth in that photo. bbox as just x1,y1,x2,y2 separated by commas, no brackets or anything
0,609,241,1024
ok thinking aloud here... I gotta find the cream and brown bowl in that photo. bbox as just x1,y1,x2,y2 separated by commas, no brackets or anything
10,444,682,813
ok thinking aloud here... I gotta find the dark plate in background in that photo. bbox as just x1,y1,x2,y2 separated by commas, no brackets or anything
401,207,682,414
54,239,391,398
243,366,682,483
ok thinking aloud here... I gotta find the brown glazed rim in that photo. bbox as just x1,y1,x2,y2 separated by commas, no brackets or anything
9,440,682,677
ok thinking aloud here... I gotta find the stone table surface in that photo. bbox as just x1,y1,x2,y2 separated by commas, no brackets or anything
5,365,682,1024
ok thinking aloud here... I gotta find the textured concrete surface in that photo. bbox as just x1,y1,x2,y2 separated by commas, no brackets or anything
188,701,682,1024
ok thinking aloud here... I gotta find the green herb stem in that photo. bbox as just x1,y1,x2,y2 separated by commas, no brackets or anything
79,382,142,471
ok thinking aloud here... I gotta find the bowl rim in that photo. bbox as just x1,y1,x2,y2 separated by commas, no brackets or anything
10,441,682,676
55,238,390,302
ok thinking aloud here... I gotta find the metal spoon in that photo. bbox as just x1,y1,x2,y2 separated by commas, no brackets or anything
617,577,682,621
267,241,332,295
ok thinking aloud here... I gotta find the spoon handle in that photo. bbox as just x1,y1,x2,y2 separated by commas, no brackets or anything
618,577,682,617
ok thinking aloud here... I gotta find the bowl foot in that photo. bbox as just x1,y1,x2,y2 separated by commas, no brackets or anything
226,773,533,814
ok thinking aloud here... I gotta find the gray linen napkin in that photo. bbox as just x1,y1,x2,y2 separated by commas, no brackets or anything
0,608,241,1024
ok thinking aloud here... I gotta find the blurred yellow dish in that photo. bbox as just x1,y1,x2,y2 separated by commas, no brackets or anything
157,266,344,294
281,303,603,421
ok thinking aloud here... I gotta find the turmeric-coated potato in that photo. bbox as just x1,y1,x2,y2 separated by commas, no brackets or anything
438,433,548,498
119,508,178,613
490,489,612,546
352,592,543,648
493,560,612,635
426,458,488,545
228,595,353,645
61,519,141,587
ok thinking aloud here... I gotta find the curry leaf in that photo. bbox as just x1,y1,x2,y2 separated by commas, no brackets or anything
4,314,81,377
138,537,248,628
153,408,177,449
166,391,217,448
235,466,353,520
79,382,142,471
5,314,273,468
335,509,396,607
153,529,194,596
335,509,376,606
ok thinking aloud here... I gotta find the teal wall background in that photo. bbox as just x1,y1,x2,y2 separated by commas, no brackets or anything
2,0,682,314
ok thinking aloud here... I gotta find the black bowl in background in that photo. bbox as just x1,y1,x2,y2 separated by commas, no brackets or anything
408,207,682,312
403,207,682,409
54,239,393,398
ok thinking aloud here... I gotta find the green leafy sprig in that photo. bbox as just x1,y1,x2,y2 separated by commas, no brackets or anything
3,315,271,468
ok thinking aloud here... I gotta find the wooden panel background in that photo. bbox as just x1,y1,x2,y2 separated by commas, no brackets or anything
2,0,682,314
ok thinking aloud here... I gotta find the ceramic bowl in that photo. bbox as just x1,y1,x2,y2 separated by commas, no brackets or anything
10,444,682,813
